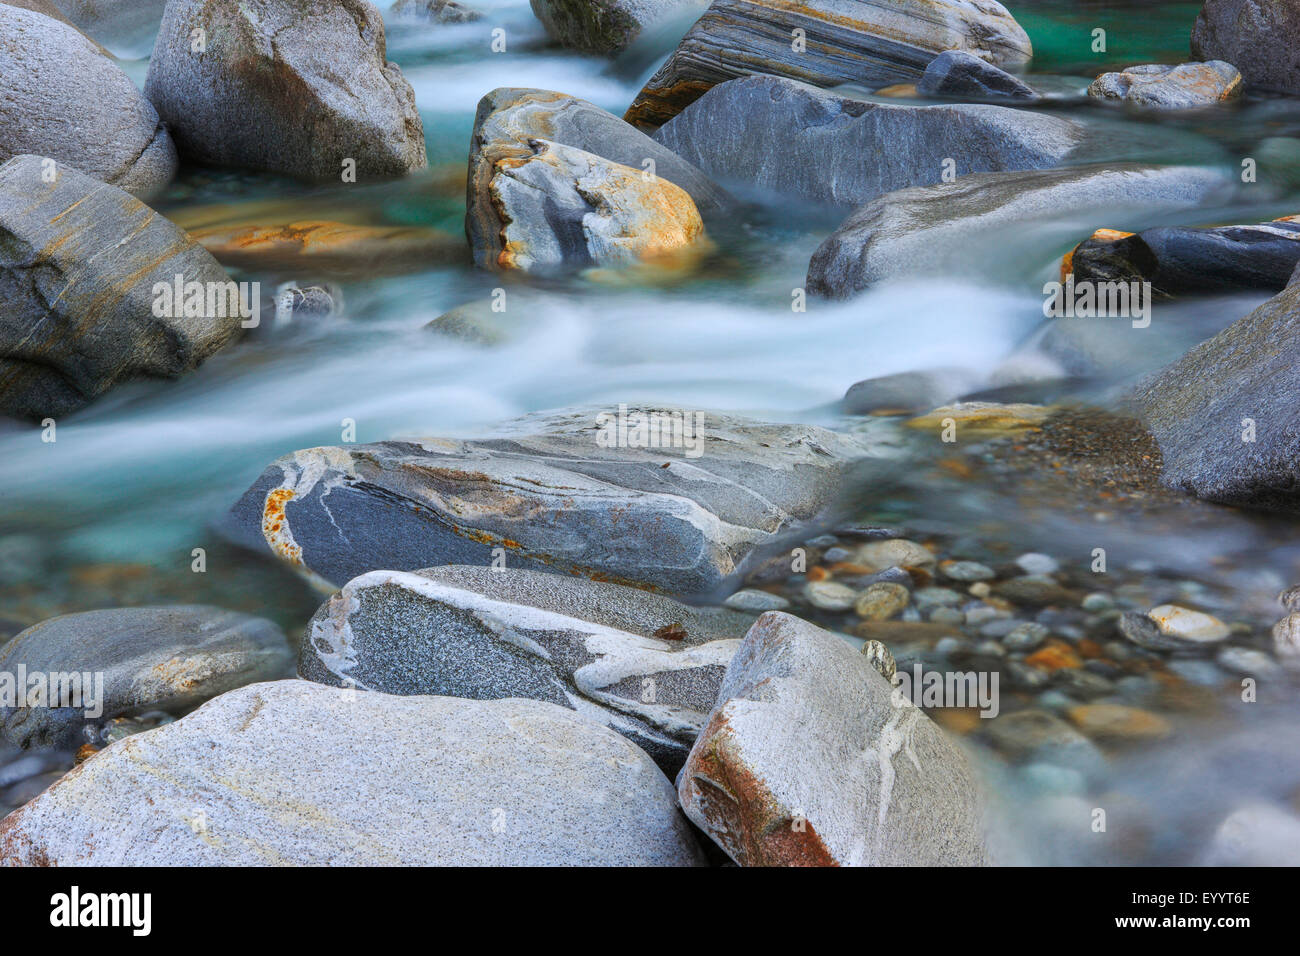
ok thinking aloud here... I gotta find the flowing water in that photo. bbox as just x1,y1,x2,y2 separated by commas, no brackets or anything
4,0,1300,862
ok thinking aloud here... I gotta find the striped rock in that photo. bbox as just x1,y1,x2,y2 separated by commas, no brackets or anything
679,611,989,865
0,5,176,197
300,567,752,771
145,0,426,181
624,0,1032,130
0,156,241,420
218,404,870,594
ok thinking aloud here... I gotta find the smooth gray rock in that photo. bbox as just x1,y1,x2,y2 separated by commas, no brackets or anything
1193,0,1300,95
652,75,1080,207
917,49,1038,101
624,0,1032,129
0,606,291,749
1087,61,1242,109
0,681,707,865
466,87,729,271
0,156,242,420
1128,282,1300,512
680,611,990,865
145,0,426,181
219,404,869,594
807,164,1235,299
530,0,705,53
301,568,748,771
0,6,176,198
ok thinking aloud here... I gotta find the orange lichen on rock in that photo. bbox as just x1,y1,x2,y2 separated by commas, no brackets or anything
261,487,302,565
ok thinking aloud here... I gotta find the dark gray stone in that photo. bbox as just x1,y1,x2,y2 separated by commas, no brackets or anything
652,75,1079,207
0,606,291,749
0,156,242,420
917,49,1038,102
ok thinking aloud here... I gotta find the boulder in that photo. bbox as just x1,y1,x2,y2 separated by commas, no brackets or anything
917,49,1038,101
1067,219,1300,294
0,156,242,420
48,0,166,57
651,75,1081,207
0,606,291,749
1192,0,1300,95
219,404,869,593
300,567,749,770
0,681,706,865
624,0,1032,130
0,6,176,197
471,137,708,276
1128,282,1300,512
679,611,989,865
466,87,729,271
807,164,1234,299
530,0,705,54
1087,61,1242,109
144,0,426,181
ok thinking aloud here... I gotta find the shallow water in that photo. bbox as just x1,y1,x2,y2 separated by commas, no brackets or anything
5,0,1300,862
